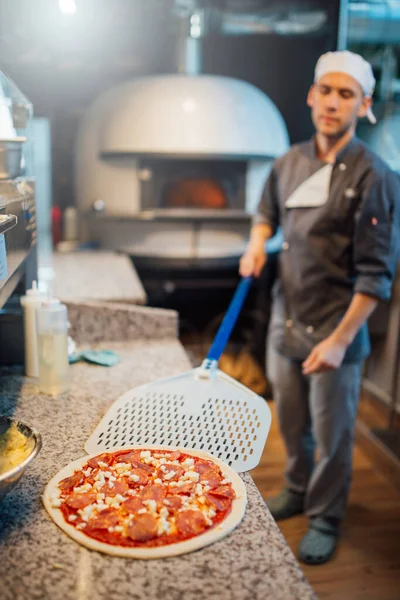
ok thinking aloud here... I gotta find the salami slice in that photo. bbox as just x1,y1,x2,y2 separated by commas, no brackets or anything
127,513,158,542
127,468,148,487
167,482,194,495
59,471,84,491
88,508,120,530
205,493,232,513
176,510,207,536
100,479,130,497
111,449,141,464
193,460,219,475
199,469,223,489
130,460,154,475
85,473,97,486
166,451,181,461
139,484,166,506
209,485,236,499
65,493,97,510
156,464,184,482
122,496,145,514
87,453,113,469
163,495,183,511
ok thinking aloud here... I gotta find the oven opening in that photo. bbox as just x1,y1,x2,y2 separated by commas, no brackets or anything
139,158,247,212
163,178,227,209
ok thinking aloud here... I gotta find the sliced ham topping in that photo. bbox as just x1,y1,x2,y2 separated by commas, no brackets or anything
127,513,158,542
176,510,208,536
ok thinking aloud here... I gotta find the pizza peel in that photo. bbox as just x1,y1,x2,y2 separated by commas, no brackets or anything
85,277,271,473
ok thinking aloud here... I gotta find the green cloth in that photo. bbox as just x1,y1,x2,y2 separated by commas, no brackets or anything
69,350,120,367
69,352,83,364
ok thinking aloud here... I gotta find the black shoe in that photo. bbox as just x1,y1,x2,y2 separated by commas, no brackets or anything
266,488,304,521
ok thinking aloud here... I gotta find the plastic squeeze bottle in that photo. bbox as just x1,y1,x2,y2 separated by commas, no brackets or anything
20,281,47,377
36,297,69,395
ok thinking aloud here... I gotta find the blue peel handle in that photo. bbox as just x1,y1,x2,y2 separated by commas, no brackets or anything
206,276,253,364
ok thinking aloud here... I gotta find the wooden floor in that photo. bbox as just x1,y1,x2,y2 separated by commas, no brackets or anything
182,339,400,598
251,401,400,600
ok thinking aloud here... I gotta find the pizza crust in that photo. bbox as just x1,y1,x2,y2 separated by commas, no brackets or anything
42,445,247,559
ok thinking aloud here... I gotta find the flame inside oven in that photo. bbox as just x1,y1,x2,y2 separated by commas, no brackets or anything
162,178,228,209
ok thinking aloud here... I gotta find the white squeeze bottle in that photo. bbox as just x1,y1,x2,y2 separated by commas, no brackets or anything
36,297,69,396
20,281,47,377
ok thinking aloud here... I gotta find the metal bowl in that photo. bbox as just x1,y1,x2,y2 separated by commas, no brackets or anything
0,416,42,502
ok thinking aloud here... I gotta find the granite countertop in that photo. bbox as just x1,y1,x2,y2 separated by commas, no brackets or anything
0,340,316,600
50,251,147,305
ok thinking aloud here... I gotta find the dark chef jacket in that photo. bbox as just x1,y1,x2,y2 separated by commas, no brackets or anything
254,136,400,363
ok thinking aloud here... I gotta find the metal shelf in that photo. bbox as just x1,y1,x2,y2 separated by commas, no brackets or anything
84,209,252,223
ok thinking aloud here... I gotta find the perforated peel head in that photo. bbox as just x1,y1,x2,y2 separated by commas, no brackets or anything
85,367,271,472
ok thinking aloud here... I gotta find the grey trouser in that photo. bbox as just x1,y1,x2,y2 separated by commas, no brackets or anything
267,339,363,521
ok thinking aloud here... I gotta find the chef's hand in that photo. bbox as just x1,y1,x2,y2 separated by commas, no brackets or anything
239,247,266,278
302,335,347,375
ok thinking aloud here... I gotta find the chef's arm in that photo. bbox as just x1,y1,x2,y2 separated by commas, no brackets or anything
248,223,274,252
304,168,400,374
302,293,378,374
240,164,280,278
239,223,273,277
331,293,378,347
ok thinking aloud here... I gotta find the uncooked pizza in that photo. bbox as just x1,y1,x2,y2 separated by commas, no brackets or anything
43,446,247,558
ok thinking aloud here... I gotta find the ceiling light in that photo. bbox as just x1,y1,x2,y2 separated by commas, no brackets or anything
59,0,77,15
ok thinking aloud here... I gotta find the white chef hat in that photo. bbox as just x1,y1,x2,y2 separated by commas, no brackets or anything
314,50,376,124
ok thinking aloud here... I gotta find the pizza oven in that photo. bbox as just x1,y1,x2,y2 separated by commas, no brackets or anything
74,3,289,283
75,73,289,265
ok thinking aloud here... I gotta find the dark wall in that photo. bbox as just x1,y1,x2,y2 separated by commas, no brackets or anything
0,0,177,209
203,21,340,144
0,0,340,209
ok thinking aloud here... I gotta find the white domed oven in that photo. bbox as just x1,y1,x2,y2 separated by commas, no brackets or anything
75,74,289,267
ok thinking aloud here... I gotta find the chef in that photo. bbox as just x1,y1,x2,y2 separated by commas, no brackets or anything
240,50,400,565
